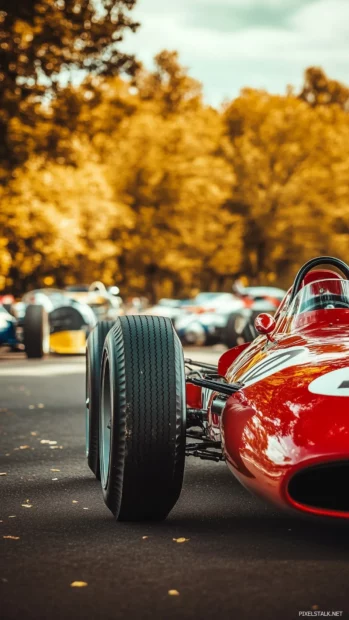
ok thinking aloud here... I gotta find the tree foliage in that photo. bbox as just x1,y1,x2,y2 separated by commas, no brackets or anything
1,47,349,297
0,0,138,180
300,67,349,109
223,86,349,284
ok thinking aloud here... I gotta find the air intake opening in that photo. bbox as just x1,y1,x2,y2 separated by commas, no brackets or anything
288,461,349,513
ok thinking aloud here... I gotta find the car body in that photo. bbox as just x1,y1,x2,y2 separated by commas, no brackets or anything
138,298,192,324
174,292,246,345
0,303,18,349
14,289,97,355
66,282,124,323
187,258,349,519
86,256,349,522
0,294,15,313
222,286,286,348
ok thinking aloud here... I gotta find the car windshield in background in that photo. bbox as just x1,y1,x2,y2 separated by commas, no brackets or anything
195,292,225,303
288,280,349,315
245,287,286,300
194,293,236,306
158,299,183,308
22,289,67,307
65,285,89,292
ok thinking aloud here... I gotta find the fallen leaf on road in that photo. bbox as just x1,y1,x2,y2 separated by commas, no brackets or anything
72,500,78,504
40,440,57,445
50,469,60,472
19,445,30,450
30,432,38,437
83,507,89,510
0,473,7,476
142,536,149,540
21,504,32,508
52,478,58,481
173,538,190,543
70,581,88,588
168,590,180,596
3,536,20,540
28,405,35,410
37,404,45,408
8,516,16,519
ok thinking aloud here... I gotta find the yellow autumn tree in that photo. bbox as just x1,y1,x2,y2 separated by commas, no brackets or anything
1,58,349,297
77,52,242,298
223,85,349,286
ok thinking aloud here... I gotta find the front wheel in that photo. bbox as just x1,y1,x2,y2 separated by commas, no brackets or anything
99,315,186,521
222,312,240,348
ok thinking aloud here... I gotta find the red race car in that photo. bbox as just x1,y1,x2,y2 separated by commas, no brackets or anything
86,256,349,521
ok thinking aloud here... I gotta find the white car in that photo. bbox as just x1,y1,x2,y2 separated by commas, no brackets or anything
174,293,245,345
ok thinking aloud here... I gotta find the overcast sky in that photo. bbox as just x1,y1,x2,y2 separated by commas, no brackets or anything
122,0,349,105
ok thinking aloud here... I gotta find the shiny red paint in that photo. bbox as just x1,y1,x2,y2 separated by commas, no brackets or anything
186,382,203,409
254,313,276,338
194,267,349,520
302,269,342,286
219,313,349,519
218,342,250,377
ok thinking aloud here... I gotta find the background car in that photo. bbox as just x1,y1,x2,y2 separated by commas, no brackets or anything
138,298,190,322
13,288,97,355
174,292,246,345
66,282,124,322
0,301,49,358
222,286,286,347
0,294,15,313
0,303,18,350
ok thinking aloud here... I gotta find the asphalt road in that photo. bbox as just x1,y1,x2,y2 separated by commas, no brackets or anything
1,348,349,620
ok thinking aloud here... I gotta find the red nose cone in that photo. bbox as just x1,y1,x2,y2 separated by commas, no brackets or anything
222,367,349,519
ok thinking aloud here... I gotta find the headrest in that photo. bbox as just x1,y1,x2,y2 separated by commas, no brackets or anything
302,269,343,287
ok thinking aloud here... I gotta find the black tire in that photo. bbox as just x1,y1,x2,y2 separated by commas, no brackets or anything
242,310,259,344
23,305,49,359
222,312,240,348
86,320,114,479
99,315,186,521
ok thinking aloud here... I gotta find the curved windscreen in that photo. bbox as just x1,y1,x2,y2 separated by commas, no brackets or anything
287,279,349,316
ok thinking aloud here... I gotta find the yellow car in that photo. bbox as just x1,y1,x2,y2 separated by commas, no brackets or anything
15,289,97,355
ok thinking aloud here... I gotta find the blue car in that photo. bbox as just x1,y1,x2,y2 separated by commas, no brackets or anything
0,303,18,349
0,301,49,358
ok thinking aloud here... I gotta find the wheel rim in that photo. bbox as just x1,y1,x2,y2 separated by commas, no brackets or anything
100,354,112,490
85,352,90,457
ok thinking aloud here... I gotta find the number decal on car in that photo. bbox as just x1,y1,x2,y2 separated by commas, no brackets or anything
238,347,308,387
309,368,349,396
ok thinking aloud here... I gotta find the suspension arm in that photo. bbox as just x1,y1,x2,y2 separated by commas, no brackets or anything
184,358,218,372
187,376,243,396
